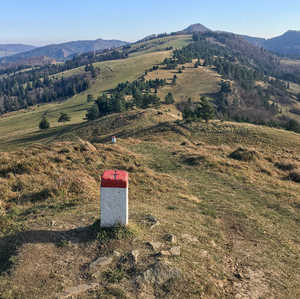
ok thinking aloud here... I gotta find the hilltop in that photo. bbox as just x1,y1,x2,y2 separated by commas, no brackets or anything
179,23,211,34
181,23,300,59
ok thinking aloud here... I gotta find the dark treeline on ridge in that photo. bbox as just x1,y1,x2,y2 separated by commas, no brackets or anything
0,49,127,114
86,78,167,120
161,32,300,131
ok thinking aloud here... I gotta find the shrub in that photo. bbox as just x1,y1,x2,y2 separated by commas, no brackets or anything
288,171,300,183
58,112,71,123
96,225,134,243
39,117,50,130
182,155,206,166
274,161,296,171
165,92,175,104
103,267,126,283
87,94,94,102
86,104,99,120
285,119,300,133
229,147,258,162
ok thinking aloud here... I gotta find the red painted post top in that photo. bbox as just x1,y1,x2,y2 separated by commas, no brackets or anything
101,170,128,188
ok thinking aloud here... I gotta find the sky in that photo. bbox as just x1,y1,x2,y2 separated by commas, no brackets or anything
0,0,299,46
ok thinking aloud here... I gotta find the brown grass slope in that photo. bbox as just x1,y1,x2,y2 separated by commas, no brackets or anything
0,110,300,298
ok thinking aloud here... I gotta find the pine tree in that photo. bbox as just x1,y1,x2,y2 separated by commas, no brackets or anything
196,97,215,123
172,75,177,85
165,92,175,104
86,104,99,120
39,117,50,130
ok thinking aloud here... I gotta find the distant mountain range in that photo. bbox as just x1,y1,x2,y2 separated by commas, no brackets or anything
0,44,36,58
182,24,300,58
1,24,300,66
243,30,300,58
0,39,128,64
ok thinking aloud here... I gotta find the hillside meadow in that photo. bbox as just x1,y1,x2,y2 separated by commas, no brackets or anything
0,109,299,298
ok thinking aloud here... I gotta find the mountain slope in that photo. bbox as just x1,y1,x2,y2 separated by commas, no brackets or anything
0,44,36,58
0,111,299,298
0,39,128,64
265,30,300,57
0,32,300,297
243,31,300,58
180,24,300,58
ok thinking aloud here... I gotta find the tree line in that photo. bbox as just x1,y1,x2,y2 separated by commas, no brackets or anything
86,78,169,120
0,49,128,115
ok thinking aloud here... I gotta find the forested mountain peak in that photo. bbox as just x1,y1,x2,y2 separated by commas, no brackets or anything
180,23,211,34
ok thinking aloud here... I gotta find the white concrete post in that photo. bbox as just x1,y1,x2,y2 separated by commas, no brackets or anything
100,170,128,227
112,136,117,144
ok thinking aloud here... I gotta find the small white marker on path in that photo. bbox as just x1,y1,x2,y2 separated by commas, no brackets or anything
100,170,128,227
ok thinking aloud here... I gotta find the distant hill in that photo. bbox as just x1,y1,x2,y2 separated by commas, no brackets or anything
243,31,300,58
179,23,211,34
180,24,300,58
0,44,36,58
0,38,128,64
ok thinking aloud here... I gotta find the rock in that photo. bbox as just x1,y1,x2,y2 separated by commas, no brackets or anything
150,221,160,230
137,261,182,287
145,214,160,230
51,220,57,226
147,241,162,251
159,250,171,257
91,271,102,279
199,250,208,258
158,246,180,257
182,233,198,242
89,256,113,272
170,246,181,256
129,250,139,265
58,283,98,298
146,214,158,223
164,234,177,244
113,250,121,257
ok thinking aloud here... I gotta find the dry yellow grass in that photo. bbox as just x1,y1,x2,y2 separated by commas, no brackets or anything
145,60,221,102
0,111,300,298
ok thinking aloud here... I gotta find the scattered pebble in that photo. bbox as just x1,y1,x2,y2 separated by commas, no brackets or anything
146,241,162,251
182,233,198,242
89,256,113,272
164,234,177,244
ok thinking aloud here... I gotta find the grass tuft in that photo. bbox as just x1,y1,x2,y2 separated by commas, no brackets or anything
96,225,135,243
103,267,126,284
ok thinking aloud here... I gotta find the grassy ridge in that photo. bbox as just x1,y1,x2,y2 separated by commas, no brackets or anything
0,51,171,151
145,60,221,101
0,112,299,298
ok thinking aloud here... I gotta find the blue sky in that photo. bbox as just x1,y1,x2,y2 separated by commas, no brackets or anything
1,0,299,45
